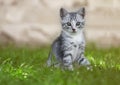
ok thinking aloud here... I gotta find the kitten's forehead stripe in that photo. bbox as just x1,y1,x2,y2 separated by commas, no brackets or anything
62,13,81,23
69,13,77,21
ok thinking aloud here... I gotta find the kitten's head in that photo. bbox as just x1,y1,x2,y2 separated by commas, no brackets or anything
60,7,85,34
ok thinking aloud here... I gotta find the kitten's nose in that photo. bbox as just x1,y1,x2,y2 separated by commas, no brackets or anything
72,29,76,32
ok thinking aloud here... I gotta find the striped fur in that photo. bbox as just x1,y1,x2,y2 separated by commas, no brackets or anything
47,7,91,70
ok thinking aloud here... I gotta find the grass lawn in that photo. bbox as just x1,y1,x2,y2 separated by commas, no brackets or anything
0,44,120,85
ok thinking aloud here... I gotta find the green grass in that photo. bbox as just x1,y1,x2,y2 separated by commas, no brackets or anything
0,44,120,85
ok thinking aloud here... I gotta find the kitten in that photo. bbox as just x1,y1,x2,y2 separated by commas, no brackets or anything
47,7,91,70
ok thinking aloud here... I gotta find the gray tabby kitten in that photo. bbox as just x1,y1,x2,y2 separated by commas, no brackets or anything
47,7,91,70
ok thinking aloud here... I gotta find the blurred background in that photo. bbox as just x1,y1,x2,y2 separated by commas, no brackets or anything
0,0,120,47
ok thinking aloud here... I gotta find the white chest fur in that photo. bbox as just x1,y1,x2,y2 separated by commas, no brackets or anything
62,30,85,45
70,31,85,45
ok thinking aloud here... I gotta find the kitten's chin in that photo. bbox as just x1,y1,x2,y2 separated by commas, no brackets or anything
68,31,77,34
72,31,77,33
62,30,78,35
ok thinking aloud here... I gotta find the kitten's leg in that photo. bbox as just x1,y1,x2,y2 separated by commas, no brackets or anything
47,46,61,68
77,53,92,70
62,53,73,71
77,44,92,70
47,48,53,67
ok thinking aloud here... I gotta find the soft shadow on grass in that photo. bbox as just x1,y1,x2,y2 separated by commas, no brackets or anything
0,44,120,85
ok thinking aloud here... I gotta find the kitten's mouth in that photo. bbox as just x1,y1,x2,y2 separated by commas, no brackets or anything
72,31,76,33
72,29,76,33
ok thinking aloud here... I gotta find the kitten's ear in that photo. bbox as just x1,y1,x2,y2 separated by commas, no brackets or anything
77,7,85,18
60,8,68,19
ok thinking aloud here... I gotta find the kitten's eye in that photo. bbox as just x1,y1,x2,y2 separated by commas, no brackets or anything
76,22,80,26
67,22,71,26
